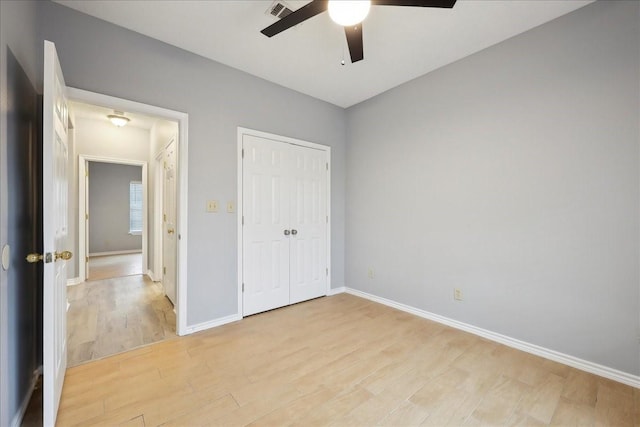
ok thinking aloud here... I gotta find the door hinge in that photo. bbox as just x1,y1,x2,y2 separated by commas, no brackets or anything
242,216,244,225
163,266,166,274
85,213,89,220
326,215,328,223
242,283,245,292
326,268,328,276
86,256,89,263
85,170,88,177
242,148,245,158
163,213,166,222
326,162,328,171
164,161,167,169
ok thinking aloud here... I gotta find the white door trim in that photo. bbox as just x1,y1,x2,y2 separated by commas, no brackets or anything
78,155,148,281
236,127,332,317
67,87,189,336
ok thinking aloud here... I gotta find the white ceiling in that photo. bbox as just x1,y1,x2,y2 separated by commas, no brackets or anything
55,0,593,108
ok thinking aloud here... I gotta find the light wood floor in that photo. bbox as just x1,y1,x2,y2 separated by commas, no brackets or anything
67,274,176,367
57,294,639,426
88,253,143,281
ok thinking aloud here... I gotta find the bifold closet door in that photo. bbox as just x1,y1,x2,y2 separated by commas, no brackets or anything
242,134,328,316
242,135,291,316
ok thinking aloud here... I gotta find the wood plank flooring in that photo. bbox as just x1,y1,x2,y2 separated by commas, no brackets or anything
67,274,176,367
88,253,143,281
57,294,639,426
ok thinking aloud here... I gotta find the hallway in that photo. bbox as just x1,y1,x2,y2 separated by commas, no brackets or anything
67,272,176,367
87,253,143,281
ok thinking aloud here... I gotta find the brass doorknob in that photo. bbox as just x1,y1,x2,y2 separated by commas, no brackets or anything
26,253,44,263
167,228,175,234
55,251,72,261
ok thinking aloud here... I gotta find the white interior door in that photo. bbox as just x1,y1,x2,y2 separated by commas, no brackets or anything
242,134,328,316
84,165,89,279
242,135,290,316
162,138,177,304
289,144,327,304
43,40,70,426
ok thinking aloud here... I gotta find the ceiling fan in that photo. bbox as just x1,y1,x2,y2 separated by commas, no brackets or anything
261,0,457,64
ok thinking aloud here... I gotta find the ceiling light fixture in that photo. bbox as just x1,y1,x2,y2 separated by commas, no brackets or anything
328,0,371,27
107,111,130,127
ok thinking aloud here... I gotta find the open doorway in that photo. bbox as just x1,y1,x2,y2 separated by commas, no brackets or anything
85,160,144,281
78,156,149,283
66,99,182,367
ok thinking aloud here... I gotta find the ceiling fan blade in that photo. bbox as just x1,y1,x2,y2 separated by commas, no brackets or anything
261,0,329,37
344,25,364,63
372,0,456,8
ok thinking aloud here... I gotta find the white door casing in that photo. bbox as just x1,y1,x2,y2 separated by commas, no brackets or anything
77,156,148,282
66,87,189,336
239,129,330,316
163,137,177,304
43,40,69,426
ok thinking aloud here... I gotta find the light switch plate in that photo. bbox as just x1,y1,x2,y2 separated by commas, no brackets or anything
206,200,218,213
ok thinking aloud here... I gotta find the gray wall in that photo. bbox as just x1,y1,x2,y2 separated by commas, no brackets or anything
38,0,347,325
88,162,143,254
0,1,42,425
346,0,640,375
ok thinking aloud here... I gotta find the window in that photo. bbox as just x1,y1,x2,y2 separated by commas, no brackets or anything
129,181,143,234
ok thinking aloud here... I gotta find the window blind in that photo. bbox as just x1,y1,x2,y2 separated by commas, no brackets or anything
129,181,143,234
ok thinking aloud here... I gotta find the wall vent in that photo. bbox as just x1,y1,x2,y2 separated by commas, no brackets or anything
266,1,294,19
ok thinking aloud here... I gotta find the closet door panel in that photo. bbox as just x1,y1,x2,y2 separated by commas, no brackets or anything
242,135,290,316
289,144,328,304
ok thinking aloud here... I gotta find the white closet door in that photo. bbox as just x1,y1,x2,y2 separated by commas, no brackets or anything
289,144,328,304
242,135,291,316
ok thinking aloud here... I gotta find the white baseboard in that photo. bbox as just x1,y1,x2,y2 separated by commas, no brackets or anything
66,277,83,286
327,286,346,296
10,366,42,427
146,270,160,282
89,249,142,257
185,313,242,335
344,287,640,389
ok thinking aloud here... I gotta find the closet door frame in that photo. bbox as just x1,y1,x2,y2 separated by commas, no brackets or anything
237,127,331,317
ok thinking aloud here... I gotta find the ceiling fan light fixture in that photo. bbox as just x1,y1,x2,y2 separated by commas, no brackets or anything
328,0,371,27
107,111,130,127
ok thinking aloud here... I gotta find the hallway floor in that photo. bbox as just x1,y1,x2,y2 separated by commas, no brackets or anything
67,273,176,367
88,253,143,281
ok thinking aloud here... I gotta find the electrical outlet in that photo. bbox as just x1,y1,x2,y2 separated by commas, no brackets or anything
454,288,463,301
206,200,218,213
367,268,374,279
